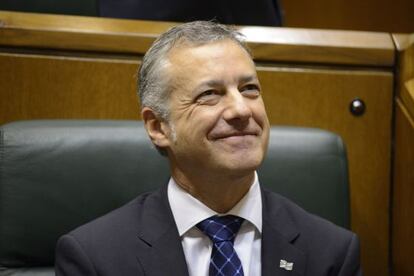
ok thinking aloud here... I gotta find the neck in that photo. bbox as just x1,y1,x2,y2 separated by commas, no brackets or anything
171,167,255,213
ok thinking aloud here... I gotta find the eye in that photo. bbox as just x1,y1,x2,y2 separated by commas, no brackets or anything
200,90,215,97
195,89,221,104
240,84,260,97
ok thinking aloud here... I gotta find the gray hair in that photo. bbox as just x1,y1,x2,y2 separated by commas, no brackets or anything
138,21,251,121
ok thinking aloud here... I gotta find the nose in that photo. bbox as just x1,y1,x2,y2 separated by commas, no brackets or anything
222,89,252,123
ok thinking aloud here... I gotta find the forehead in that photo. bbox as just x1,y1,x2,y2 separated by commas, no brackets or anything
168,39,252,63
164,40,256,83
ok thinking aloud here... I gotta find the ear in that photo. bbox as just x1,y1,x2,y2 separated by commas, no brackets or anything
141,107,172,148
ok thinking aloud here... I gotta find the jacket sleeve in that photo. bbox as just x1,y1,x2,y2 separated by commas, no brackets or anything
55,234,97,276
338,233,363,276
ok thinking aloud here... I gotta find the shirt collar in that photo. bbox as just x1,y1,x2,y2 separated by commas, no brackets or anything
167,172,262,236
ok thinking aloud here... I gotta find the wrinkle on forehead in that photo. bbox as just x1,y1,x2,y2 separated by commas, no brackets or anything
167,39,253,68
166,41,256,89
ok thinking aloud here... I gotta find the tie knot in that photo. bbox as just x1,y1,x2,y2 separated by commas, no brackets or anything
197,215,244,244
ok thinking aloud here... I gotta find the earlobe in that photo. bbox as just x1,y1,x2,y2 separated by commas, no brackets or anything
141,107,171,148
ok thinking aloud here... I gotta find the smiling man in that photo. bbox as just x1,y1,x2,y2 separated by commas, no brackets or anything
55,21,362,276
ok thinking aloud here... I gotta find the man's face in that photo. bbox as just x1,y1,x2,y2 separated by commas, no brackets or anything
162,39,270,177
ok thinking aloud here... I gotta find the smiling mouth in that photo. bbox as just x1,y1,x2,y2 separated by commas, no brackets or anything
214,132,258,140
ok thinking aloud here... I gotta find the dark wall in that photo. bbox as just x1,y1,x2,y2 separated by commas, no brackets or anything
0,0,97,16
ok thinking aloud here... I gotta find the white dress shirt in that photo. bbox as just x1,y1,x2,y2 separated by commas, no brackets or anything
167,173,262,276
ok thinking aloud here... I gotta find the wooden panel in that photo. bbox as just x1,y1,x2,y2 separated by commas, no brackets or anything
258,66,393,276
0,51,394,276
393,34,414,98
402,79,414,119
0,53,140,123
239,26,394,66
392,33,414,274
0,11,395,66
392,99,414,276
281,0,414,33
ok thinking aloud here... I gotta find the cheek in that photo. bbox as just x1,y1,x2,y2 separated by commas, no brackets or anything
252,100,269,123
190,108,222,133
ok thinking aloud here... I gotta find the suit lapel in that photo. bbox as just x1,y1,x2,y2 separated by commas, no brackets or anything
261,188,307,276
132,184,307,276
134,185,189,276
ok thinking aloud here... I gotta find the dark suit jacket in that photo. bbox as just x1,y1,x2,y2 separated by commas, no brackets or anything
99,0,283,27
55,184,362,275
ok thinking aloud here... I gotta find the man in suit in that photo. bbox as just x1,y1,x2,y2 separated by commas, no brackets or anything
55,21,362,275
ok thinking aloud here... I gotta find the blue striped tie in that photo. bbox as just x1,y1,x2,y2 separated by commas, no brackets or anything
197,215,244,276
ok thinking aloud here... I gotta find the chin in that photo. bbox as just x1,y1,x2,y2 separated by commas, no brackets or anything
207,142,266,171
221,153,264,172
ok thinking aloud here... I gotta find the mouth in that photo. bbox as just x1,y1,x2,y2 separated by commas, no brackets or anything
210,132,259,151
211,131,259,140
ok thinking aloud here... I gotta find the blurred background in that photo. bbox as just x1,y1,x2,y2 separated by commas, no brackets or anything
0,0,413,32
0,1,413,276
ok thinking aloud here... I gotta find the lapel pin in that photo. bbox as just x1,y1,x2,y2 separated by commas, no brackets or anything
280,259,294,271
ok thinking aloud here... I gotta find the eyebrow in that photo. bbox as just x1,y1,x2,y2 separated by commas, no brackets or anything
195,74,259,91
239,75,259,84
